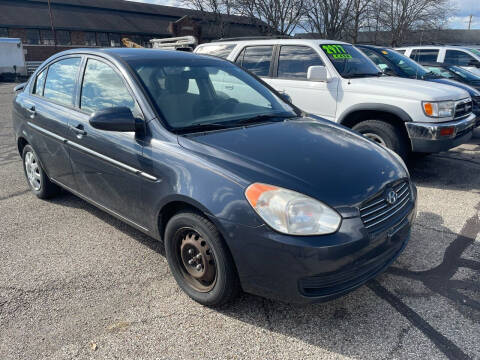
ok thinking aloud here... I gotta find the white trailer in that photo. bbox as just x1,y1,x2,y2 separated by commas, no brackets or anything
0,38,27,78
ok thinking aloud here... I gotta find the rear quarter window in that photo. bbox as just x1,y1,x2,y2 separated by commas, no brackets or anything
43,57,81,106
195,44,236,59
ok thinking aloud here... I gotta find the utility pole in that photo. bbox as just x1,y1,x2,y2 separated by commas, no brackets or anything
47,0,57,47
468,15,472,30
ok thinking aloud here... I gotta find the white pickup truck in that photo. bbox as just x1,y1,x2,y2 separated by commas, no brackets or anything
195,39,476,159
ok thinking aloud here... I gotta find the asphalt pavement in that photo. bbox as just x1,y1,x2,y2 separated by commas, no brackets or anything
0,82,479,359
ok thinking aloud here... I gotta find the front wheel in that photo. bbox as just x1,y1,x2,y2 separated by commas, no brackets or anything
164,211,240,306
353,120,410,160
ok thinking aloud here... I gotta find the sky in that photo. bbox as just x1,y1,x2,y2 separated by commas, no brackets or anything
128,0,480,30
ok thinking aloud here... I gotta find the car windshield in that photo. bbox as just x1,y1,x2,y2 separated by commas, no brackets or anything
447,65,480,81
128,58,297,133
467,48,480,57
379,49,430,78
320,44,381,78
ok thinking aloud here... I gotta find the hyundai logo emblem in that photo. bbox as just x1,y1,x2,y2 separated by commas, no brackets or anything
386,190,397,205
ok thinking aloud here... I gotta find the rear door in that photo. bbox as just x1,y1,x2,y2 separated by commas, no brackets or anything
19,57,82,188
66,56,150,228
442,49,480,76
269,45,338,120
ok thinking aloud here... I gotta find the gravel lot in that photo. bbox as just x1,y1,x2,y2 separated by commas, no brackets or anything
0,82,479,360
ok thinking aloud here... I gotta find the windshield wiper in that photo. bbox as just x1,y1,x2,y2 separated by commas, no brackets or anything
233,113,296,126
422,71,441,80
173,123,230,134
344,72,383,78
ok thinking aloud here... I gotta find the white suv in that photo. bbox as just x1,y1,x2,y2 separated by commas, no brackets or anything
395,46,480,76
195,39,476,158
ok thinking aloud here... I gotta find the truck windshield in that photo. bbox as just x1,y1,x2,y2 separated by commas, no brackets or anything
320,44,381,78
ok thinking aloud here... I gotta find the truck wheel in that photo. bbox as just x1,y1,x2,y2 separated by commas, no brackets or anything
353,120,409,160
164,211,240,306
22,144,61,199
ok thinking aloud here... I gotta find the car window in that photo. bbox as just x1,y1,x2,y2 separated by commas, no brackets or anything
129,59,295,131
43,57,81,106
80,58,137,114
360,48,391,71
195,44,236,59
33,68,47,96
444,50,475,66
277,46,324,79
320,44,380,78
425,66,454,79
396,49,406,54
410,49,439,63
235,46,273,77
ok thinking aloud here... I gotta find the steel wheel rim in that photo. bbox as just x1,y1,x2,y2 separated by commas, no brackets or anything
364,132,387,147
174,228,217,292
24,151,41,191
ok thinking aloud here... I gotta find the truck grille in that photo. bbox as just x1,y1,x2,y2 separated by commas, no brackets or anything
360,180,411,234
454,99,472,119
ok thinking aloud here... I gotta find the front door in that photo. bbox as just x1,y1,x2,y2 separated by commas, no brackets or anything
268,45,338,120
66,57,149,228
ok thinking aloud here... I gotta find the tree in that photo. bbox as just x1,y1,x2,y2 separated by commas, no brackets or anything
234,0,306,35
301,0,356,40
347,0,373,43
377,0,452,46
180,0,235,38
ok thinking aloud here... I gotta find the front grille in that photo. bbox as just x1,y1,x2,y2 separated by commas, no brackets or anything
454,100,472,119
360,180,411,234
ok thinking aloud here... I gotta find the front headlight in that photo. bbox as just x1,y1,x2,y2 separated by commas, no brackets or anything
422,100,455,118
245,183,341,235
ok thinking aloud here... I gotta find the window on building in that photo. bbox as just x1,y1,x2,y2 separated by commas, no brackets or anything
80,59,137,114
235,46,274,77
444,50,476,67
195,44,236,59
96,32,109,47
108,33,121,47
410,49,439,63
84,32,96,46
26,29,40,45
0,28,8,37
56,31,71,45
43,57,81,106
40,30,55,45
277,46,324,80
33,68,47,96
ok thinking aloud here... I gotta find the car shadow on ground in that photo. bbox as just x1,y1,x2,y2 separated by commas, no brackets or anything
407,128,480,193
47,188,479,359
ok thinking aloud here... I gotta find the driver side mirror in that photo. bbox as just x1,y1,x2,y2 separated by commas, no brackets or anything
89,107,137,132
307,66,329,82
468,59,480,68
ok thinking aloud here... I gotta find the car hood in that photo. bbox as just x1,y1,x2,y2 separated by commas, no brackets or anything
345,76,469,101
178,118,408,212
429,78,480,97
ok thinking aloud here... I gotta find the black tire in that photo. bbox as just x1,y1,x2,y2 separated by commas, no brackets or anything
22,144,61,199
353,120,410,161
164,211,240,306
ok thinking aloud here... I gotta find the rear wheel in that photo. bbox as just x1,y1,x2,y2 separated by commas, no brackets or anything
164,211,240,306
22,144,60,199
353,120,410,160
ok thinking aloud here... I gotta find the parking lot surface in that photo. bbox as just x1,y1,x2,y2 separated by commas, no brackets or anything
0,82,479,359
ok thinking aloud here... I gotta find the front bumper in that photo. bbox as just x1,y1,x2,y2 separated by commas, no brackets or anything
405,113,476,153
217,192,416,304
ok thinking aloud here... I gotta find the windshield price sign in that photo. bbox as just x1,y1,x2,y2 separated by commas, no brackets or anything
321,45,352,59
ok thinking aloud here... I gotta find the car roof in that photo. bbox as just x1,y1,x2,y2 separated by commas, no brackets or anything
395,45,476,50
56,47,206,60
198,38,351,47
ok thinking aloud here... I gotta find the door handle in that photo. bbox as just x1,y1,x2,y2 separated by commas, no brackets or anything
71,124,87,136
26,105,36,118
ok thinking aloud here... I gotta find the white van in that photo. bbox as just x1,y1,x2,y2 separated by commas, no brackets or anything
0,38,26,78
195,38,475,159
